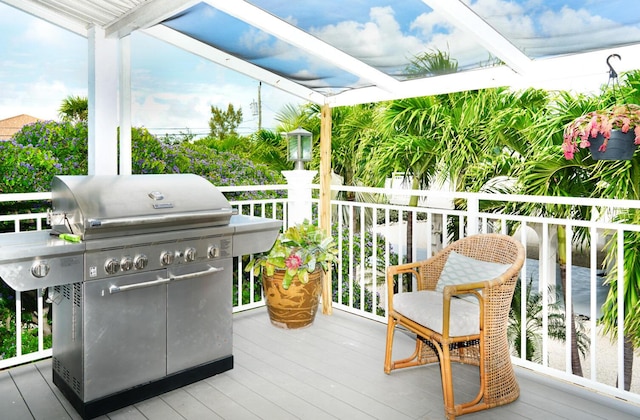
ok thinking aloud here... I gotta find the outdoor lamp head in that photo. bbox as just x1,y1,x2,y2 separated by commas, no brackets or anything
286,127,312,170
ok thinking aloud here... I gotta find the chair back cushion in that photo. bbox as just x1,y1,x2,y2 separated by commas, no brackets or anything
435,251,512,293
394,290,480,336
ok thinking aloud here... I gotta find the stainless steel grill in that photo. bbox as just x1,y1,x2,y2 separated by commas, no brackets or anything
0,174,281,419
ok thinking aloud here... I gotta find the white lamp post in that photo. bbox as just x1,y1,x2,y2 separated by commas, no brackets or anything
282,127,316,228
286,127,313,170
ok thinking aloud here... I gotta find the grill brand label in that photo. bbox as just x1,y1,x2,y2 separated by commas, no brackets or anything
89,266,98,278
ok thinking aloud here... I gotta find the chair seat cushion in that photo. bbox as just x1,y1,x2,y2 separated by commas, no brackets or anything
393,290,480,337
435,251,512,293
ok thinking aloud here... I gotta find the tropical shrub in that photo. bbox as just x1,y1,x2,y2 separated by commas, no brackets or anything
0,282,52,359
12,120,88,174
132,127,168,174
332,224,398,316
132,133,286,202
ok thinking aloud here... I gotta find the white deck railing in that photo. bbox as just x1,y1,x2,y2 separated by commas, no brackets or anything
0,186,638,406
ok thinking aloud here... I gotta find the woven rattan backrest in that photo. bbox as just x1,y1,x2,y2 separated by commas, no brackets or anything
416,234,523,292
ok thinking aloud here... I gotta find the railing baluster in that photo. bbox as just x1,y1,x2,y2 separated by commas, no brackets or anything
2,187,640,404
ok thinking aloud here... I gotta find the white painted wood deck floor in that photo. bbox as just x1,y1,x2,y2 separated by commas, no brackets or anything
2,307,640,420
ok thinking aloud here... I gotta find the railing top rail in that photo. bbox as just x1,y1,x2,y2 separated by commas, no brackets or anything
217,184,286,192
0,192,51,203
325,184,640,209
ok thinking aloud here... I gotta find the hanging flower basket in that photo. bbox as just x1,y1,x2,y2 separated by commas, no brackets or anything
588,130,637,160
562,104,640,160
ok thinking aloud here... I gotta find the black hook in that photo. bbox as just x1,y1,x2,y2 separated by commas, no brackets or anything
607,54,621,79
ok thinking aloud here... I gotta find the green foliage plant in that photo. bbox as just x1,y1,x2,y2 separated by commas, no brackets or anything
245,220,338,289
11,120,88,176
209,103,243,139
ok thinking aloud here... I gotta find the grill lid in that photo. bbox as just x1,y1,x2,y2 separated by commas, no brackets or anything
51,174,233,240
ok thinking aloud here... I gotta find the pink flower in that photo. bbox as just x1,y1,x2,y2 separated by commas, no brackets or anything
285,254,302,270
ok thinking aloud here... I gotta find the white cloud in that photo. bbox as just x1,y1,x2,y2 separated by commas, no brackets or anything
310,6,425,67
131,81,300,137
464,0,535,36
23,19,71,46
0,77,81,120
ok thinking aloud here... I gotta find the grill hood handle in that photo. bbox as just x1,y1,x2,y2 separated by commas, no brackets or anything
88,209,233,229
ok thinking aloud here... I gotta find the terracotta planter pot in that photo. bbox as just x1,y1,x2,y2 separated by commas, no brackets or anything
588,130,637,160
262,268,323,329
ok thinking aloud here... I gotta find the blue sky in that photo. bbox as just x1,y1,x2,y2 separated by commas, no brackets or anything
1,0,638,137
0,3,303,136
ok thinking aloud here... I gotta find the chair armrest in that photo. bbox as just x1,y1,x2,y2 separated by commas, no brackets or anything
386,263,422,313
440,270,515,338
440,282,485,339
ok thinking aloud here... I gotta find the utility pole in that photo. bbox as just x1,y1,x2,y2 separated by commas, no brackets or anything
257,81,262,131
250,81,263,131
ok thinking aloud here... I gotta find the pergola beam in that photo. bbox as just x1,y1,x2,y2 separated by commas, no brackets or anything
203,0,401,93
105,0,198,38
143,25,327,105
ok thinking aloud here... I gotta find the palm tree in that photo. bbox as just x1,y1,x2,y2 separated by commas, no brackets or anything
515,87,616,377
600,210,640,391
404,48,458,78
509,278,588,362
519,72,640,382
58,95,88,124
590,71,640,390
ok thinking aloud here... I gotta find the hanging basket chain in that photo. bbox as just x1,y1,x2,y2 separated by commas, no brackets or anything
606,53,623,104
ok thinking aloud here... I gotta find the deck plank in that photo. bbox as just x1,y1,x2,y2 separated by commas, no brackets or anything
0,366,33,419
34,358,86,420
157,385,221,420
10,362,75,419
177,377,254,419
1,307,639,420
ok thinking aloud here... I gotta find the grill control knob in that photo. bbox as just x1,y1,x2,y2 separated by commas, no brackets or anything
31,261,50,278
134,254,148,270
208,246,220,259
160,251,175,266
185,247,197,262
120,257,134,272
105,258,120,275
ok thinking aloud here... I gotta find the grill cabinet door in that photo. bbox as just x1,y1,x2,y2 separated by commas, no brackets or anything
166,259,233,374
83,269,168,401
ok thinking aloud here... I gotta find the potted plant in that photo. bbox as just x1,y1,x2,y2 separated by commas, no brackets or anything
246,220,338,329
562,104,640,160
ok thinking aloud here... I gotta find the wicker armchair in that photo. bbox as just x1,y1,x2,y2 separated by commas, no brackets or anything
384,234,525,419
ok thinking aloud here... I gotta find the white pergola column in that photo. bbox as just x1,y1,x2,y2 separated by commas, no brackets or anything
282,170,317,229
119,35,132,175
88,26,118,175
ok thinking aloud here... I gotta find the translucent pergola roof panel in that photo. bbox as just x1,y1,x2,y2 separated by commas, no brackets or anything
6,0,640,106
247,0,498,80
162,2,372,96
470,0,640,59
161,0,499,96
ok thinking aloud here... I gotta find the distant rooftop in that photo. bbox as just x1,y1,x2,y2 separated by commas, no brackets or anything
0,114,41,140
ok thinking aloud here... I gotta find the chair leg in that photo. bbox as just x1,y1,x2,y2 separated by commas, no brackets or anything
456,337,486,414
438,342,457,420
391,339,424,370
384,317,396,374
